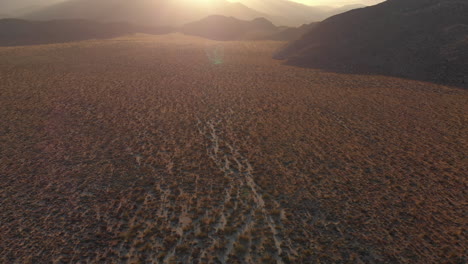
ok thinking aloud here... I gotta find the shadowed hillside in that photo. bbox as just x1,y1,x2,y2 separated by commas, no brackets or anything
275,0,468,88
181,15,279,41
0,17,321,46
267,22,318,41
0,19,172,46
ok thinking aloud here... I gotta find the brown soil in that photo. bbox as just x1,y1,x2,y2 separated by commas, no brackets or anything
0,34,466,264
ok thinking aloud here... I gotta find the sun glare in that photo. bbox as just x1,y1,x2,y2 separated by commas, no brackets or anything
177,0,213,7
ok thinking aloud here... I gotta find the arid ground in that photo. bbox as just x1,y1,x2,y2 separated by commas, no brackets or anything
0,34,466,264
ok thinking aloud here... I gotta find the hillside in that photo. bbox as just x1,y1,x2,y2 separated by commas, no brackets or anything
275,0,468,88
181,15,279,41
267,22,318,41
0,19,172,46
0,17,314,46
0,17,319,46
24,0,270,27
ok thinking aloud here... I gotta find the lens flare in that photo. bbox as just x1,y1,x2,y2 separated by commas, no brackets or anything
205,44,224,65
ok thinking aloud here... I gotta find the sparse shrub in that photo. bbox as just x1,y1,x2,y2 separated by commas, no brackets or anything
223,226,236,235
239,234,250,245
176,243,190,255
271,209,281,218
195,231,208,239
234,242,247,256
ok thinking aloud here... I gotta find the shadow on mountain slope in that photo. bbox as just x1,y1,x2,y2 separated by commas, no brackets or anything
275,0,468,88
181,15,279,41
0,19,172,46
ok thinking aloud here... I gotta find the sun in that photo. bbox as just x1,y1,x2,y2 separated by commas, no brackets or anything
171,0,218,10
177,0,214,7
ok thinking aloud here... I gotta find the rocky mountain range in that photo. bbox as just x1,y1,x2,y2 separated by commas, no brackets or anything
21,0,364,27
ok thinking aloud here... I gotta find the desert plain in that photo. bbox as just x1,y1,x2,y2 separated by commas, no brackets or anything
0,34,466,263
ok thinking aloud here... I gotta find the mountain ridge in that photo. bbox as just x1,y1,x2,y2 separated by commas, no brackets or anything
22,0,367,27
24,0,272,27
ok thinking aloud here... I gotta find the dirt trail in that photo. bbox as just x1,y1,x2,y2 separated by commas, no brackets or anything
197,115,294,263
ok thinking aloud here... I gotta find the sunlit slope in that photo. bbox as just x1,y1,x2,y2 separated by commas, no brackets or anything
0,34,466,263
233,0,365,25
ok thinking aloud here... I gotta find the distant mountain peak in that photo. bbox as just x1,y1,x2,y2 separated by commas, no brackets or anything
251,17,276,28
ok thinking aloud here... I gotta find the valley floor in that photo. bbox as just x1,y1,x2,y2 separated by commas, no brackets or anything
0,34,466,263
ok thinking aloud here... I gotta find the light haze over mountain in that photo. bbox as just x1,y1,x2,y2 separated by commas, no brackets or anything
231,0,368,25
24,0,272,26
286,0,384,6
0,0,64,16
4,0,372,26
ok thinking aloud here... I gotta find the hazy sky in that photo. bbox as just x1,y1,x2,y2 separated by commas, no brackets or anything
1,0,387,10
291,0,384,6
1,0,64,14
1,0,386,14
